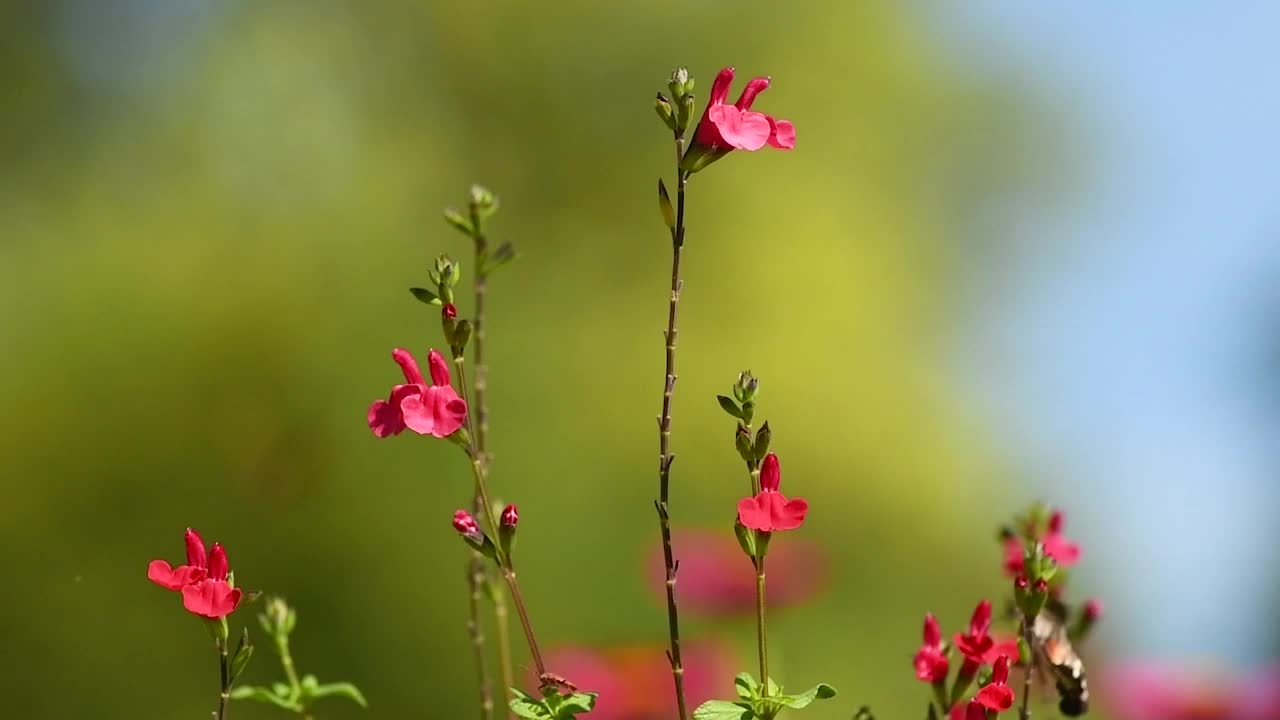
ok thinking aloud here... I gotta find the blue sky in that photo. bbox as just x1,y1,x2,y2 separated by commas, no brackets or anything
935,3,1280,664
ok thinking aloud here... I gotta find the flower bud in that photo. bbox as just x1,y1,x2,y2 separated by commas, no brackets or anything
760,453,781,492
752,422,772,463
451,319,473,353
185,528,207,568
501,504,518,528
432,254,461,288
453,509,479,535
655,93,677,132
469,184,498,219
453,509,498,561
443,303,458,319
733,370,759,404
735,424,753,464
1083,598,1103,623
1074,597,1103,642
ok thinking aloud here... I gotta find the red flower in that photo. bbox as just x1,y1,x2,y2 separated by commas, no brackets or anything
646,529,826,615
1004,509,1082,576
913,613,950,683
736,453,809,532
976,655,1016,712
147,528,243,619
954,600,1019,667
693,67,795,153
367,348,467,438
950,699,991,720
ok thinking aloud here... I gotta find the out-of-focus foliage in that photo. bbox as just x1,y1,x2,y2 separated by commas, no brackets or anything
0,2,1054,718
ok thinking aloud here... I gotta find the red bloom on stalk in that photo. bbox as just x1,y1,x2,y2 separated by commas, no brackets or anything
736,453,809,532
976,655,1016,712
367,348,467,439
693,67,795,153
147,528,243,619
954,600,1019,667
1004,509,1082,576
913,613,950,683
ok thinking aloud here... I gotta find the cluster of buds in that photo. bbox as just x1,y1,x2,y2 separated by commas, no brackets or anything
655,67,696,138
453,504,520,565
719,371,769,464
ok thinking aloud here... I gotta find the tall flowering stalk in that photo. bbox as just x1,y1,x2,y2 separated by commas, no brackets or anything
370,191,595,719
652,65,797,720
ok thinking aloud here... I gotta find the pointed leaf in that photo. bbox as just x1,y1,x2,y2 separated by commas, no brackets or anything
773,683,837,710
410,287,442,306
482,242,517,275
693,699,754,720
553,692,598,718
734,673,761,700
510,688,554,719
230,686,302,711
310,682,368,707
717,395,744,419
444,208,474,236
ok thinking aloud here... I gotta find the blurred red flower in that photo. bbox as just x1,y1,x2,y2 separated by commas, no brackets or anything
541,640,738,720
647,529,827,615
913,613,949,683
1003,509,1082,576
954,600,1018,667
976,655,1015,712
1103,661,1280,720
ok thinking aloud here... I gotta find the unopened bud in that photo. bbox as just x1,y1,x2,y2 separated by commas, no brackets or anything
501,504,518,528
733,370,759,404
655,93,677,132
451,319,473,353
432,254,461,288
657,178,675,229
752,422,772,463
453,509,497,561
498,503,518,558
453,509,479,536
469,184,498,218
443,303,458,319
735,424,753,464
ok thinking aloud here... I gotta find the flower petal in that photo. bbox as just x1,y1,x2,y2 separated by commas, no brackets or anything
709,66,735,107
370,384,422,437
708,106,771,151
427,349,451,387
767,118,796,149
734,76,771,110
977,684,1015,712
403,386,468,438
767,492,808,531
147,560,206,591
737,494,773,532
392,348,425,385
760,453,781,492
182,579,243,618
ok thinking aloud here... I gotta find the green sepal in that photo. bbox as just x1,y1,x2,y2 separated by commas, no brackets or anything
655,94,677,132
230,627,254,681
753,422,772,463
741,401,755,425
735,424,753,463
658,178,676,229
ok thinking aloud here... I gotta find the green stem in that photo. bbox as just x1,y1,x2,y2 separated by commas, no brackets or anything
216,637,231,720
755,558,769,694
275,633,302,698
1019,614,1034,720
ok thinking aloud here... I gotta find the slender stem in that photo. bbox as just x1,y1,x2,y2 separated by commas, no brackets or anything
656,133,691,720
216,637,231,720
755,558,769,692
275,633,302,697
471,223,516,712
1019,615,1034,720
468,554,495,720
453,360,547,677
492,576,516,698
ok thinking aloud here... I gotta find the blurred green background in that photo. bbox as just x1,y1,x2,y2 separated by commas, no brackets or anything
5,1,1276,719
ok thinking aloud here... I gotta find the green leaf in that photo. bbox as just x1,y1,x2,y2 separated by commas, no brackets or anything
552,692,598,718
693,699,754,720
409,287,442,306
444,208,475,236
230,685,302,711
773,683,837,710
510,688,553,719
734,672,761,700
482,242,517,274
310,681,368,708
717,395,744,419
230,642,253,681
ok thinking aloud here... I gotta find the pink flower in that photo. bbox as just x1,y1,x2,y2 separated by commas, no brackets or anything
1083,598,1103,623
541,640,738,720
736,453,809,532
147,528,243,619
367,348,467,439
976,655,1016,712
1004,509,1082,576
954,600,1019,668
646,529,826,615
692,67,795,153
1103,661,1280,720
913,613,950,683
